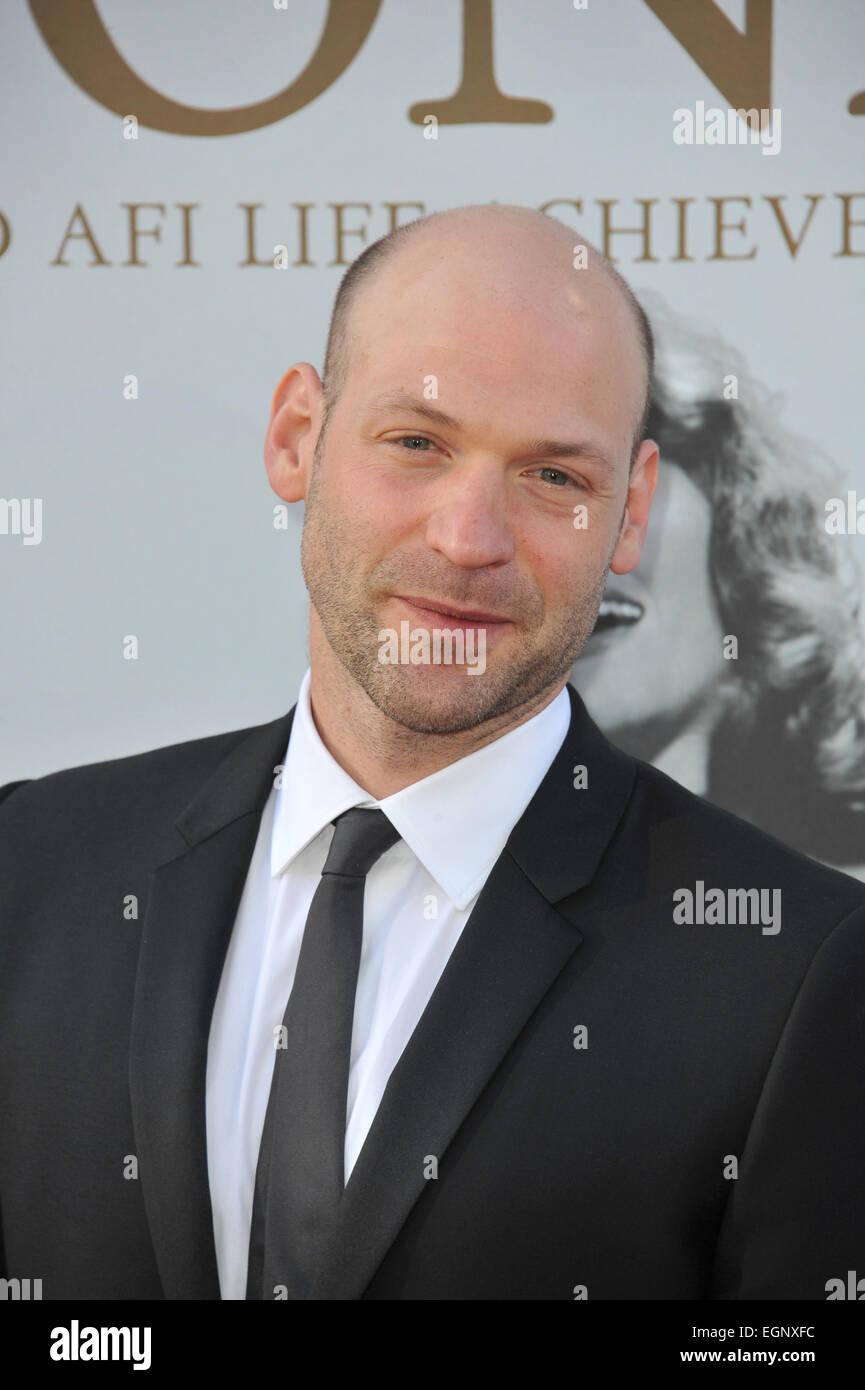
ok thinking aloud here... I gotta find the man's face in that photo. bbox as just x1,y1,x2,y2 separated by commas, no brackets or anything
299,240,655,734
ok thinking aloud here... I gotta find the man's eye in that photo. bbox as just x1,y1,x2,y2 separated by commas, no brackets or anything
534,467,575,488
395,435,433,451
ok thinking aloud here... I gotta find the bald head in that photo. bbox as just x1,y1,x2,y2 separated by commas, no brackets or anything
321,203,654,467
280,201,660,745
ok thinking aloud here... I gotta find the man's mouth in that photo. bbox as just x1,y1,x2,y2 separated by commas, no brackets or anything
393,594,513,628
593,597,645,634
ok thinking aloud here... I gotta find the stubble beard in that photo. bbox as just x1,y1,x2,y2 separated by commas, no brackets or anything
300,439,613,735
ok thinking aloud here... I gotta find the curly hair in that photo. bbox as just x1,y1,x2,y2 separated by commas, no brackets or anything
640,290,865,862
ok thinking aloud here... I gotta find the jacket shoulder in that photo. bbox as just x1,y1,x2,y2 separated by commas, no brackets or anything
626,753,865,912
0,712,290,867
0,780,31,807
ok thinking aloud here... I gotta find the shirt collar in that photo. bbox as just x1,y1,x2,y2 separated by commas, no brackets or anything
271,668,571,910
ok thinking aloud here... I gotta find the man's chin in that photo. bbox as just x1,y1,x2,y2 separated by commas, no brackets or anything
359,664,514,735
358,650,579,735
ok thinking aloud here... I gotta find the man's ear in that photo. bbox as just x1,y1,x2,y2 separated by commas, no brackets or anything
609,439,659,575
264,362,324,502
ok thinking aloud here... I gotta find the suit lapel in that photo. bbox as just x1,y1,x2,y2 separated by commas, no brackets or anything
311,683,636,1299
129,681,635,1301
129,707,296,1299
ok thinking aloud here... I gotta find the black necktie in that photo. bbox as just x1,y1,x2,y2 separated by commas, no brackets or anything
246,807,401,1300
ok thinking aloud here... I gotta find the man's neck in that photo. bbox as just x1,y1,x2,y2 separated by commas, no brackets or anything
306,628,566,800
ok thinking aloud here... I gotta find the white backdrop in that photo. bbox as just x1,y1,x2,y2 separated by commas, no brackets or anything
2,0,863,788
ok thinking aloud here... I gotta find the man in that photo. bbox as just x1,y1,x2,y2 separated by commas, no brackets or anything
1,204,864,1301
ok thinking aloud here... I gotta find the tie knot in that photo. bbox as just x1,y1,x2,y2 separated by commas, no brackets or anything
322,807,400,878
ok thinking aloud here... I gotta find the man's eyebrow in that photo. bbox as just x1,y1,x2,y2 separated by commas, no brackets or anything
366,394,461,432
524,438,615,475
365,393,617,474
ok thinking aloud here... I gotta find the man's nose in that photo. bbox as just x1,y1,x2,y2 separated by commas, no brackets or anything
423,457,516,568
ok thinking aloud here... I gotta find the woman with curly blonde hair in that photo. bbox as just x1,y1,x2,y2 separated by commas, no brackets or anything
576,292,865,874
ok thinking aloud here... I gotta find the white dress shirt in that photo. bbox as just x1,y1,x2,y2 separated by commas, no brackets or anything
205,667,571,1298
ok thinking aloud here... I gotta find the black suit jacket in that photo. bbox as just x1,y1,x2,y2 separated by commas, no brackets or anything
2,684,864,1300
